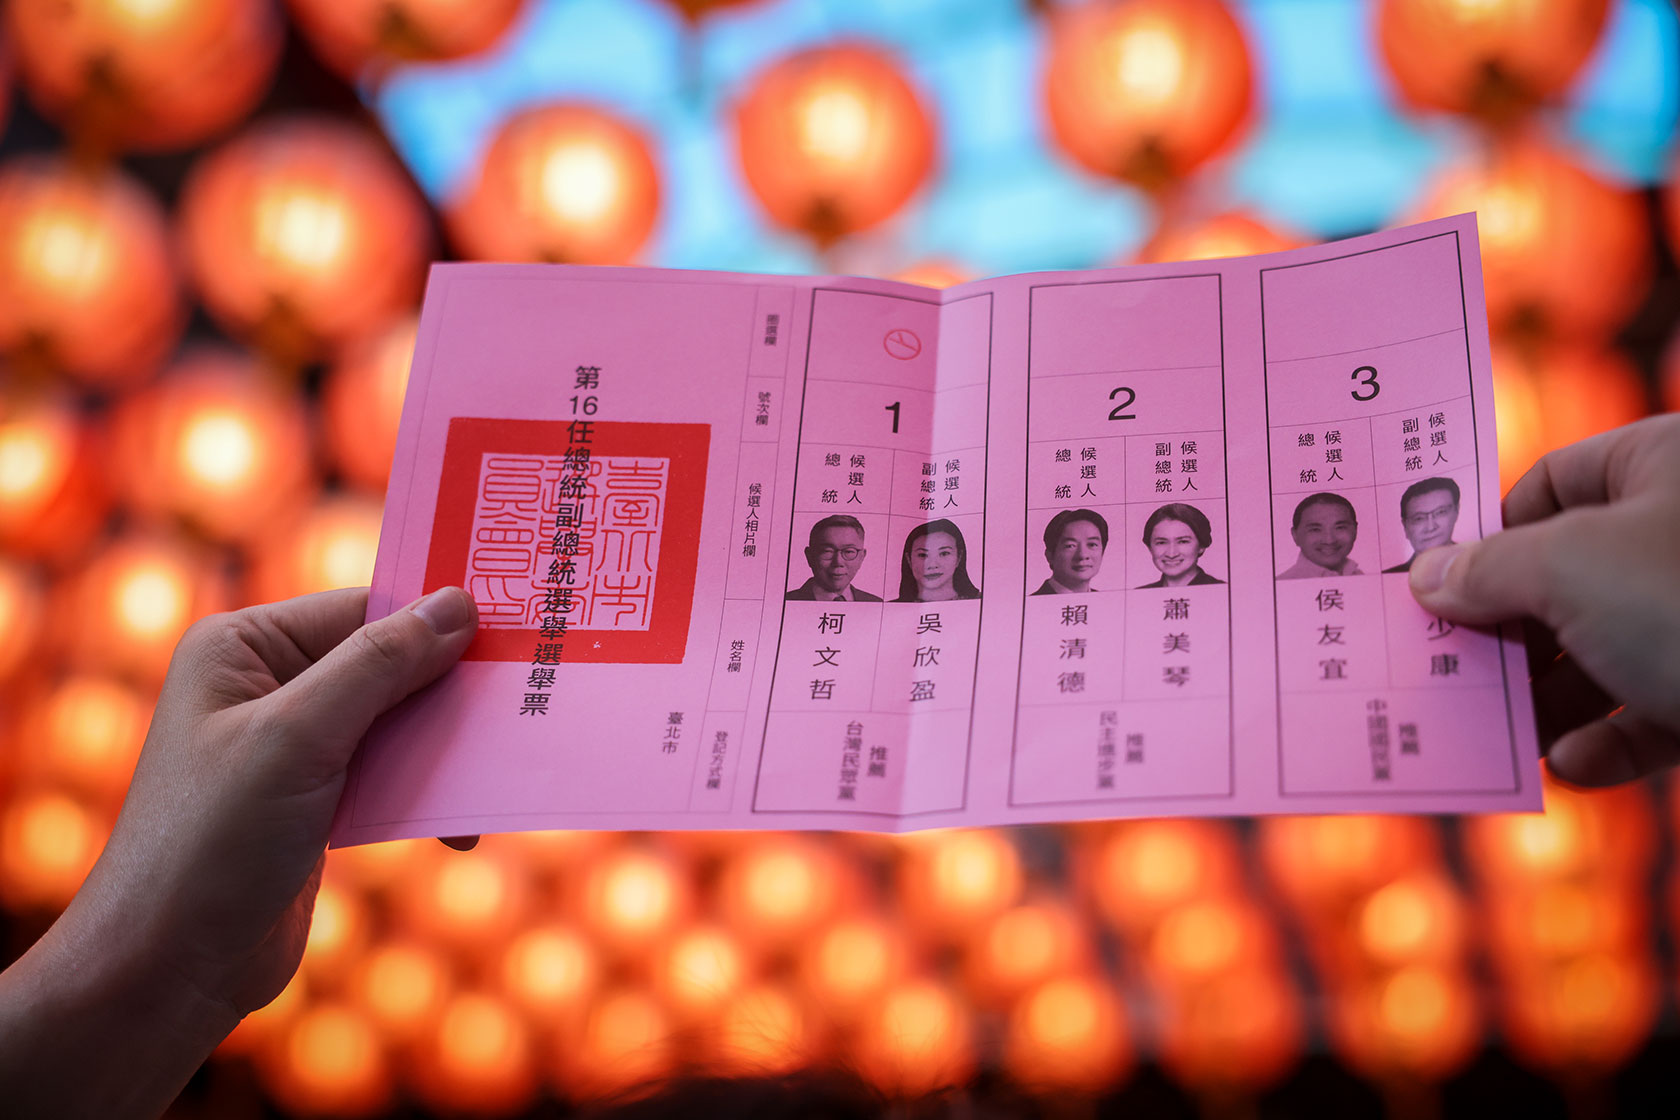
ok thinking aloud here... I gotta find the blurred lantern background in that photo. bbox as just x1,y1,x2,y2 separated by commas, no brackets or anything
2,0,1679,1115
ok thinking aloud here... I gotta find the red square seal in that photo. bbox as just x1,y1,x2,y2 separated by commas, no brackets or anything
424,417,710,663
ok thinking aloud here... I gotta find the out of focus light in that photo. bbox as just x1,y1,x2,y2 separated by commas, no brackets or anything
712,983,810,1075
501,924,597,1021
0,391,105,562
578,845,689,951
1003,975,1130,1093
1087,820,1241,935
412,991,540,1116
853,978,974,1096
0,559,45,682
299,879,369,986
354,939,451,1044
799,915,907,1022
0,789,105,910
658,925,746,1020
249,494,384,603
965,901,1088,1005
264,1001,392,1118
322,313,415,491
401,843,531,951
17,674,149,803
560,989,674,1099
899,829,1022,939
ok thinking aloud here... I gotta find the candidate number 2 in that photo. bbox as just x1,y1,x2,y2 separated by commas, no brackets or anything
1350,365,1380,402
1107,386,1137,421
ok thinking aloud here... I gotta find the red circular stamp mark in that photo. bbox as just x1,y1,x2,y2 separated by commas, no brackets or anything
883,328,922,360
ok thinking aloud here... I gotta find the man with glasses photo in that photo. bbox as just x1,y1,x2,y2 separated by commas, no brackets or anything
787,514,882,601
1384,477,1461,574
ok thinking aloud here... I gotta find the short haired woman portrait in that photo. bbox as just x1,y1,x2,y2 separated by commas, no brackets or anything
894,519,981,602
1137,503,1224,588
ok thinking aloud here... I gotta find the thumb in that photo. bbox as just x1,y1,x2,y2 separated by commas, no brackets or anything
1407,512,1586,627
263,586,478,770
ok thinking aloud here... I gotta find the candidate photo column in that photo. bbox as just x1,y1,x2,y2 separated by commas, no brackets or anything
1262,231,1522,797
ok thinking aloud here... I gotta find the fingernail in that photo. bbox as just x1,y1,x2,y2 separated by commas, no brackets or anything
1409,543,1464,594
412,587,472,635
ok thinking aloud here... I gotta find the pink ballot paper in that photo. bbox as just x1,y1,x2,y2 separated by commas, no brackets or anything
331,214,1542,847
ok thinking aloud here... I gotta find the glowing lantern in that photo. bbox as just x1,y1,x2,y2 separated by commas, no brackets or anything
1378,0,1610,122
248,494,383,604
0,788,107,910
14,674,149,805
327,836,434,895
109,351,314,543
798,915,911,1023
735,44,936,247
298,878,370,987
710,982,812,1076
0,560,46,683
1259,815,1438,918
852,978,974,1097
1146,896,1278,986
411,991,540,1117
1500,952,1658,1074
500,923,598,1024
322,313,415,491
1408,141,1649,339
450,103,660,265
717,834,846,947
0,390,108,563
180,118,431,361
557,989,674,1099
5,0,281,152
963,901,1090,1006
1346,875,1467,974
897,828,1022,941
353,939,452,1044
260,1001,392,1118
1330,965,1481,1082
0,159,180,385
576,844,692,954
55,530,232,683
284,0,526,79
891,261,971,288
1464,775,1656,888
1157,966,1303,1092
1045,0,1253,196
1485,881,1647,967
656,924,748,1021
1002,974,1131,1094
1490,344,1546,493
1519,345,1649,458
396,839,532,952
1135,210,1302,264
1084,819,1243,937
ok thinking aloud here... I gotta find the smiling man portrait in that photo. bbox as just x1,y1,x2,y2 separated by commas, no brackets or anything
1033,508,1109,595
788,515,882,601
1279,492,1362,579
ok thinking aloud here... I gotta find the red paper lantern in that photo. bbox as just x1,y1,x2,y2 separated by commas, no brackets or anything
1135,210,1302,264
736,44,936,247
1330,964,1482,1082
450,103,660,264
1490,343,1546,493
1045,0,1254,195
1157,966,1303,1093
108,350,314,543
1499,952,1659,1075
352,938,453,1045
897,828,1023,942
963,899,1091,1006
13,674,150,806
655,924,749,1022
5,0,282,153
0,389,108,563
180,118,431,361
284,0,526,79
851,978,975,1097
1408,141,1650,339
322,313,415,491
709,982,813,1076
1378,0,1611,122
798,914,912,1025
0,787,109,910
247,494,383,604
716,834,848,949
1002,974,1132,1094
555,988,674,1100
1083,819,1244,937
410,990,541,1117
259,1001,393,1118
0,159,181,386
0,559,46,682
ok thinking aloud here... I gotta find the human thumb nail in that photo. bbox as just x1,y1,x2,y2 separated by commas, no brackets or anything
1409,543,1466,595
411,587,475,635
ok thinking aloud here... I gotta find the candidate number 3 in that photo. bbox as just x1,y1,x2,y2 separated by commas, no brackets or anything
1350,365,1380,402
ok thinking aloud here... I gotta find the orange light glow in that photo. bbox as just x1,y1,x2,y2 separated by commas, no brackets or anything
5,0,283,152
1490,346,1546,493
399,840,532,952
248,494,384,603
1500,344,1650,462
1157,966,1303,1092
557,988,674,1099
55,530,232,684
353,939,452,1044
0,559,46,683
1485,880,1648,966
501,924,598,1022
1045,0,1253,194
285,0,527,79
1331,965,1481,1082
718,835,844,946
799,915,909,1022
0,788,107,910
710,982,812,1075
0,391,107,563
657,924,747,1020
1408,141,1649,339
221,969,307,1057
1351,875,1467,972
1500,951,1659,1074
15,674,149,804
577,844,690,952
1002,974,1131,1094
450,104,660,265
109,351,314,542
326,837,434,894
322,313,416,491
898,828,1022,940
1135,211,1303,264
852,978,974,1096
261,1001,392,1118
1148,896,1277,984
1085,819,1243,936
1378,0,1611,122
0,159,181,384
180,117,431,360
890,261,971,288
964,901,1089,1005
1259,815,1438,916
411,991,540,1117
298,878,369,986
736,44,935,246
1465,775,1656,888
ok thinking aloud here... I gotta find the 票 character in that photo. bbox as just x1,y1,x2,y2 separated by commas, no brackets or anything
1137,502,1225,588
894,518,981,603
787,515,882,601
1279,492,1362,578
1383,477,1461,573
1033,508,1109,594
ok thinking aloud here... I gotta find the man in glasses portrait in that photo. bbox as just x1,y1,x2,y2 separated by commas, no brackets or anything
787,514,882,601
1383,477,1461,574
